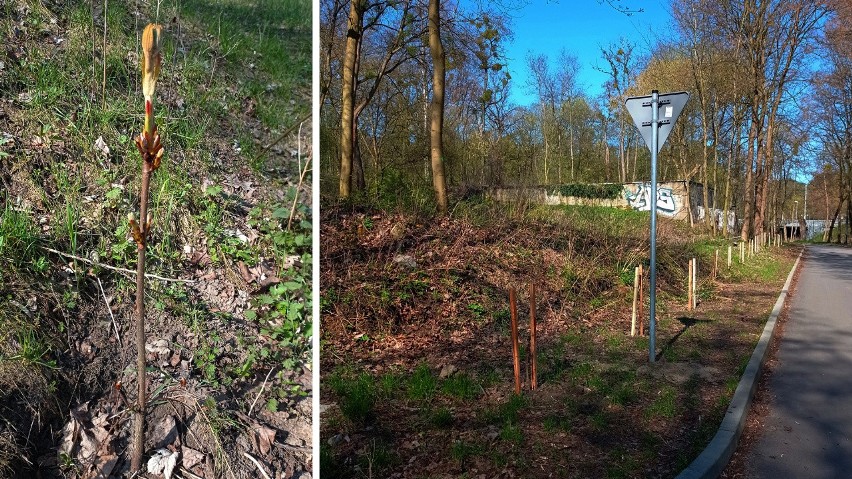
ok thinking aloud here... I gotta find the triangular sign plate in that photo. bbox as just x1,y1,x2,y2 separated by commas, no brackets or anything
625,91,689,153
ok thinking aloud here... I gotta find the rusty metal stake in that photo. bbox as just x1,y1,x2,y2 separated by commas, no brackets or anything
509,288,521,394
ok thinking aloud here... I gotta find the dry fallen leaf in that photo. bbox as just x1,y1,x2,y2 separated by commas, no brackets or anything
147,448,179,479
180,446,204,470
251,423,276,456
94,136,109,156
149,415,178,450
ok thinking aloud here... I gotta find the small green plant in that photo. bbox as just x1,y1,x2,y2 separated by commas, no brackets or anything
195,329,223,386
570,361,594,385
467,302,486,319
0,205,39,265
543,414,572,432
357,440,398,475
482,393,527,425
378,371,403,397
590,411,609,430
244,277,311,370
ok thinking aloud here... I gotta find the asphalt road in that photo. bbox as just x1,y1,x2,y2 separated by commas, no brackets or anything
745,245,852,478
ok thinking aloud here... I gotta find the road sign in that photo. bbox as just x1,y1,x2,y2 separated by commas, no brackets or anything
625,90,690,363
625,91,689,153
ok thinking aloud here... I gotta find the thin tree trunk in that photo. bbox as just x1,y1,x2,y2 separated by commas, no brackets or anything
740,116,758,241
823,171,831,241
428,0,447,214
569,105,575,180
338,0,363,199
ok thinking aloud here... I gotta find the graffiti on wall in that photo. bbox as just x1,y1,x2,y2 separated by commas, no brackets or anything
625,183,679,216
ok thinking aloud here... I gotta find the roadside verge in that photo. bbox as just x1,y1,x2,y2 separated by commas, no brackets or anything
675,247,804,479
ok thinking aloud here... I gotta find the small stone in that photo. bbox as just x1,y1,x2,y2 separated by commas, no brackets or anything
439,364,456,379
392,255,417,269
327,434,348,447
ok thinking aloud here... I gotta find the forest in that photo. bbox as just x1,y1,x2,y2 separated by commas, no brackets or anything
321,0,852,241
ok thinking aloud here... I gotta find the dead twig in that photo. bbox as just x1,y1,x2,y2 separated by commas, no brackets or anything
248,367,276,417
261,111,312,155
96,277,123,348
43,247,194,283
178,468,205,479
287,133,311,231
241,452,272,479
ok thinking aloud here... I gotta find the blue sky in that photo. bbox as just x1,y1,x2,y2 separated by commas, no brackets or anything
504,0,674,105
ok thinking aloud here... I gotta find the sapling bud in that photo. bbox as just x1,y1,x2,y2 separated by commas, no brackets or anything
141,23,163,136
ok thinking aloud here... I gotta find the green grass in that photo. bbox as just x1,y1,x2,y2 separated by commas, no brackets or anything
646,386,678,419
499,423,524,444
407,363,437,401
451,440,484,464
441,373,481,400
328,370,376,424
0,205,39,268
428,407,454,428
481,393,527,425
543,414,573,432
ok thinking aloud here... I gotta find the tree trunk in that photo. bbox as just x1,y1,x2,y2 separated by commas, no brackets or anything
827,195,845,242
428,0,448,214
823,173,829,241
740,110,759,241
338,0,363,199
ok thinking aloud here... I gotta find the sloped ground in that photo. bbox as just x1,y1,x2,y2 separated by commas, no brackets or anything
0,0,311,477
320,203,798,478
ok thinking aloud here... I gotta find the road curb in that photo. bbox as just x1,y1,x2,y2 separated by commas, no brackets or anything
675,248,804,479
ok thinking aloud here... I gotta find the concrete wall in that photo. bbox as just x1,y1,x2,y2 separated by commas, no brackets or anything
489,181,735,229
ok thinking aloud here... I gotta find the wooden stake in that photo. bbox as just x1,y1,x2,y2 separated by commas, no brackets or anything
631,266,640,336
693,258,698,309
688,259,693,311
529,284,537,390
728,245,732,268
713,249,718,281
509,288,521,394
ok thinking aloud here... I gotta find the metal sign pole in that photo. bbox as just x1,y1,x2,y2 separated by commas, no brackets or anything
624,89,688,363
649,90,659,363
